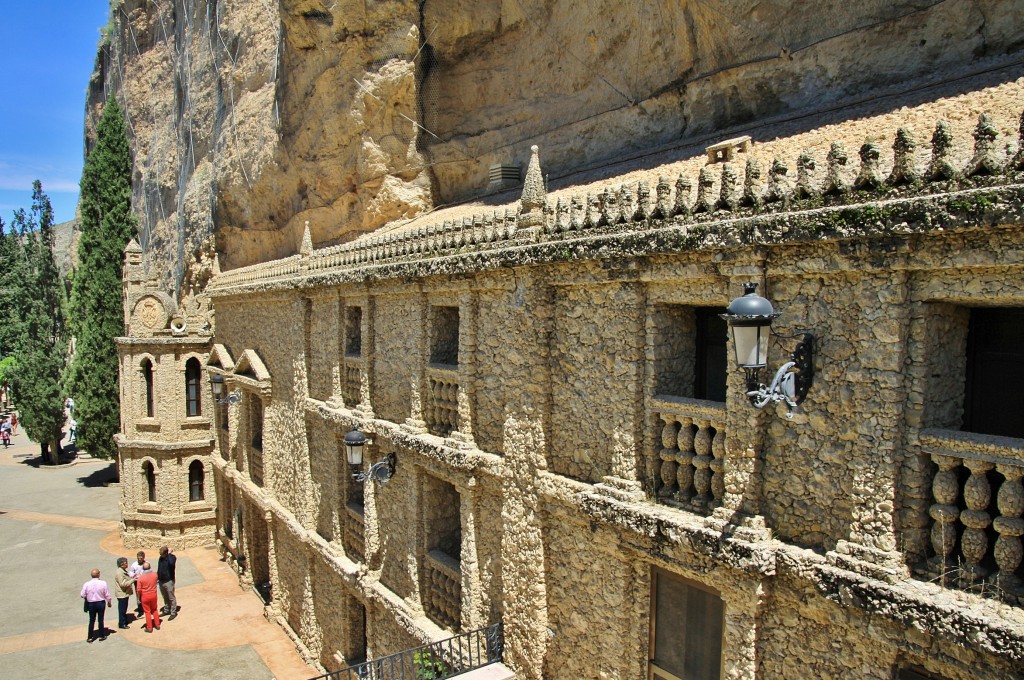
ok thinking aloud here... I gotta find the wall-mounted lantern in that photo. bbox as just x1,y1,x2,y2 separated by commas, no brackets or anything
720,283,813,416
211,373,241,405
346,426,395,485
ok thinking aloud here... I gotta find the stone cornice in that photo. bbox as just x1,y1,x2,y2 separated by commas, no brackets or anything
115,435,215,452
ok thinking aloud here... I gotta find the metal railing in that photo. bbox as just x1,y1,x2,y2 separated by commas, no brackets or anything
310,622,503,680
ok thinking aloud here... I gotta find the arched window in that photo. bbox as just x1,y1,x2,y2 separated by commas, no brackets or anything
189,460,205,501
142,461,156,503
185,358,202,417
142,359,155,418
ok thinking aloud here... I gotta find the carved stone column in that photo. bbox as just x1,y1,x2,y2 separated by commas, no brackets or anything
994,465,1024,589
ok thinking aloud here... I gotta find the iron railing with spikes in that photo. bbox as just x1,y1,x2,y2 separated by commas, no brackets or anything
309,622,503,680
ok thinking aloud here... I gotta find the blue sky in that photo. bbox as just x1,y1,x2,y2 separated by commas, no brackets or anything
0,1,110,226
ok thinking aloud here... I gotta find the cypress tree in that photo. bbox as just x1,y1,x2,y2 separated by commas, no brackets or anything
0,218,19,359
11,182,67,464
68,96,137,459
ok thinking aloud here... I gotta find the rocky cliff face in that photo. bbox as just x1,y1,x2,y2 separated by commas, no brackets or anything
88,0,1023,294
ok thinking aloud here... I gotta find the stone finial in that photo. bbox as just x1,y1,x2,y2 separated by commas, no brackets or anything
652,176,672,219
583,193,597,229
766,158,792,203
673,174,692,216
519,145,546,229
600,187,616,226
927,120,959,181
854,141,884,190
635,181,651,221
794,150,818,199
695,166,717,213
569,195,583,230
967,113,1002,176
554,197,569,233
887,128,919,186
1011,111,1024,171
823,142,851,195
618,183,634,224
741,158,765,208
300,220,313,257
717,162,740,211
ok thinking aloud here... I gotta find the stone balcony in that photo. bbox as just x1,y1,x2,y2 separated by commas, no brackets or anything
648,396,727,515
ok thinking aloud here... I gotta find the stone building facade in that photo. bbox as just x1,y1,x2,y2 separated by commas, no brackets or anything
161,92,1024,678
114,68,1024,680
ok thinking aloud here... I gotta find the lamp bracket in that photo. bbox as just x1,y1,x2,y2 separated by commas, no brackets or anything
745,333,814,417
354,452,397,486
216,388,242,405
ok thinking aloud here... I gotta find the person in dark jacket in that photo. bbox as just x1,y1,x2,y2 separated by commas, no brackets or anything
157,546,178,619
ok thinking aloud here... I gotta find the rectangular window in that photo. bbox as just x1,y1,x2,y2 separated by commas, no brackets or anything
345,306,363,357
430,306,460,366
650,568,724,680
653,306,727,402
964,308,1024,439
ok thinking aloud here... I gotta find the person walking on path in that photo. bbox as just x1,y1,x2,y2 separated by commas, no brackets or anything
80,568,112,643
158,546,178,619
127,550,146,617
114,557,134,629
10,411,18,435
136,562,161,633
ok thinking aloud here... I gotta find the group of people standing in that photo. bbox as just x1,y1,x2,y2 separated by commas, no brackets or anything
79,546,179,642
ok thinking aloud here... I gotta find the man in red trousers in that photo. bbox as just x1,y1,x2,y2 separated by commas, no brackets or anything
135,561,161,633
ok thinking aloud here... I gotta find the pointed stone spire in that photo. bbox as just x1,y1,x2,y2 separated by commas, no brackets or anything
967,113,1002,176
618,184,634,224
887,128,920,186
300,220,313,257
519,145,547,231
635,181,651,221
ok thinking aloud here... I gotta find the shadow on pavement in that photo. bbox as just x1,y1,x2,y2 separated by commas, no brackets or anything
78,462,119,487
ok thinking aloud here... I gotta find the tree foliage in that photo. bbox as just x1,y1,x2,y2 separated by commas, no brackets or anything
9,182,68,464
68,96,137,459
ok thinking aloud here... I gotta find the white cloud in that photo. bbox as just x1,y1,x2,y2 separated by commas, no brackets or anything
0,158,79,194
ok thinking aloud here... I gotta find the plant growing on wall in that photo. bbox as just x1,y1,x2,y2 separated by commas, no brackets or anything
413,650,448,679
67,96,137,459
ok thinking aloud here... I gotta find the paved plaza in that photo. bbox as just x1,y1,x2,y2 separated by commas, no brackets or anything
0,421,318,679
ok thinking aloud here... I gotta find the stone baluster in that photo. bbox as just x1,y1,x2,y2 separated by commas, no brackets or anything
599,188,615,226
692,420,714,506
929,453,962,579
658,416,679,499
960,458,994,581
694,166,716,213
994,465,1024,588
967,113,1002,176
552,197,568,234
823,142,850,195
927,119,959,181
676,419,695,502
673,174,692,216
710,424,726,504
652,416,675,494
